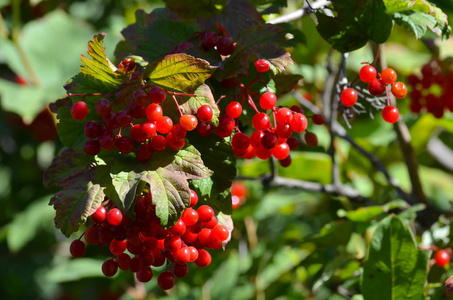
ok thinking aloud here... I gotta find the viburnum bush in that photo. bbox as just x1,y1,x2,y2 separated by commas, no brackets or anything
2,0,453,299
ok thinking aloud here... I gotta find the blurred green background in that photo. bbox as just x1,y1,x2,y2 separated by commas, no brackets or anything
1,0,453,299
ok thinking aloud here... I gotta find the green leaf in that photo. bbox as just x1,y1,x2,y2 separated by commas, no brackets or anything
273,74,303,97
337,200,409,222
222,24,293,78
188,132,236,214
0,10,94,122
114,8,200,62
384,0,450,38
307,220,353,247
106,144,213,226
49,167,106,237
7,196,54,252
361,215,429,300
316,0,393,53
44,258,104,283
145,53,216,93
43,148,94,188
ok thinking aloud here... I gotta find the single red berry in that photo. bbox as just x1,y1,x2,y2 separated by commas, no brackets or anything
312,114,325,125
197,205,215,222
146,104,163,122
226,101,242,119
197,105,213,122
172,263,189,278
136,267,153,282
232,132,250,150
115,110,132,127
259,92,277,110
435,249,450,268
158,271,175,290
215,114,235,137
91,205,107,223
99,130,116,151
102,259,118,277
116,136,134,154
148,86,166,104
261,132,278,149
190,189,198,207
368,78,386,96
95,98,111,117
290,105,304,114
84,139,100,156
279,154,292,167
211,224,229,241
70,239,86,257
340,88,358,107
180,114,198,131
272,142,290,160
140,121,157,139
286,137,300,150
133,89,149,106
359,64,377,83
136,143,153,161
166,132,185,151
84,121,102,139
382,105,399,123
173,247,191,265
276,108,293,124
255,59,270,73
195,249,212,267
106,208,123,226
201,32,219,50
109,239,127,255
304,132,318,147
150,135,167,152
71,101,88,120
252,113,271,131
117,253,131,271
381,68,397,84
290,113,308,133
216,37,234,56
391,82,407,99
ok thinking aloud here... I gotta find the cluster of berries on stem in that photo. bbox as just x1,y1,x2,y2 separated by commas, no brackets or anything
69,189,229,290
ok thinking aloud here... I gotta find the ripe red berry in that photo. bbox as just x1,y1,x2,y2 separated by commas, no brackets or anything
181,208,198,226
201,31,219,50
226,101,242,119
391,82,407,99
71,101,88,120
279,154,292,167
272,142,290,160
95,98,111,117
304,132,318,146
368,78,386,96
70,239,86,257
381,68,397,84
216,37,234,56
312,114,325,125
211,224,229,241
84,139,100,156
252,113,271,131
340,88,358,107
232,132,250,150
84,121,102,139
157,271,175,290
109,239,127,255
146,104,163,122
148,86,166,104
197,105,213,122
286,137,300,150
150,135,167,152
102,259,118,277
196,121,215,137
276,108,293,124
195,249,212,267
197,205,215,222
91,205,107,223
215,115,235,137
180,114,198,131
259,92,277,110
133,89,148,106
115,110,132,127
136,143,153,161
190,189,198,207
106,208,123,226
382,105,399,123
136,267,153,282
116,136,134,154
172,263,189,278
359,65,377,83
290,113,307,133
435,249,450,267
255,59,270,73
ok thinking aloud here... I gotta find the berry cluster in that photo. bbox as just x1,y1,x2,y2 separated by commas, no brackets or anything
69,190,229,290
70,58,217,162
407,59,453,118
340,64,407,124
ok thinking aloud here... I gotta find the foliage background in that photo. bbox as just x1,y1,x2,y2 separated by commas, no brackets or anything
1,0,453,299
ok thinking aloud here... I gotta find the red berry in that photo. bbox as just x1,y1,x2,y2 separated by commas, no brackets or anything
232,132,250,150
304,132,318,147
117,253,131,271
102,259,118,277
215,114,235,137
180,114,198,131
115,110,132,128
197,105,213,122
146,104,163,122
201,32,219,50
255,59,270,73
312,114,325,125
84,121,102,139
116,136,134,154
70,239,86,257
181,208,198,226
172,263,189,278
140,121,157,139
226,101,242,119
368,78,386,96
173,247,191,265
91,206,107,223
211,224,229,241
157,271,175,290
133,89,148,106
272,142,290,160
279,154,292,167
150,135,167,152
359,65,377,83
71,101,88,120
259,92,277,110
109,239,127,255
252,113,271,131
99,130,116,151
340,88,358,107
136,267,153,282
261,132,278,149
435,249,450,267
190,189,198,207
382,105,399,123
197,205,215,222
95,98,111,117
290,113,307,133
216,37,234,56
391,82,407,99
84,139,100,156
195,249,212,267
381,68,397,84
166,132,185,151
106,208,123,226
276,108,293,124
286,137,299,150
148,86,166,104
135,143,153,162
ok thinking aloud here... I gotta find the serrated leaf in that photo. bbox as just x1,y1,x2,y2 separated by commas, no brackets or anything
189,132,236,214
361,215,429,300
106,143,213,226
49,168,106,237
222,24,293,78
43,148,94,188
64,33,123,94
145,53,216,93
114,8,200,63
316,0,393,53
384,0,449,26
